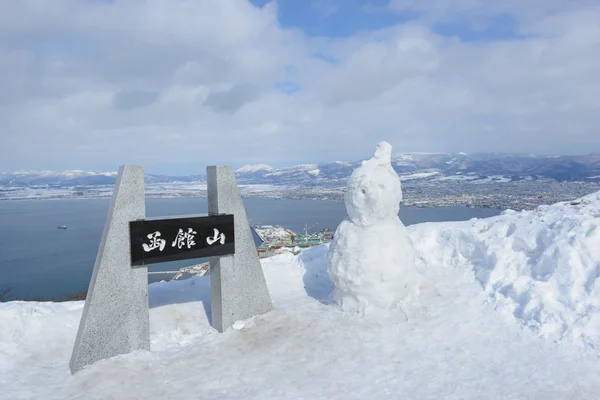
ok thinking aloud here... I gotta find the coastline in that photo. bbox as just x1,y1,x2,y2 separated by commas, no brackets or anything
3,179,600,210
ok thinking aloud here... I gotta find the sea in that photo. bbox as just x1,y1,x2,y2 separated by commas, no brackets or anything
0,197,501,299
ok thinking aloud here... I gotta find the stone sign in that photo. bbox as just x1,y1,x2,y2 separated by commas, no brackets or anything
129,214,235,266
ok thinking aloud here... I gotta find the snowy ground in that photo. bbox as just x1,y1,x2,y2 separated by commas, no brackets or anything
2,192,600,399
0,183,280,200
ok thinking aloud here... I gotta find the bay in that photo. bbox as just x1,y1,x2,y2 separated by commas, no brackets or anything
0,197,500,298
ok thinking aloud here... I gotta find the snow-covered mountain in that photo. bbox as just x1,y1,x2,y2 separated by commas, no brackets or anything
236,152,600,184
3,152,600,187
2,191,600,398
235,164,273,174
0,170,204,186
0,170,118,185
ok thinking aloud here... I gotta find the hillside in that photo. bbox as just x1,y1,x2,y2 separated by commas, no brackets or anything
3,152,600,188
236,153,600,185
1,191,599,399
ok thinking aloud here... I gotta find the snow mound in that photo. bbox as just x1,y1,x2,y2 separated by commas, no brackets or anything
410,190,600,349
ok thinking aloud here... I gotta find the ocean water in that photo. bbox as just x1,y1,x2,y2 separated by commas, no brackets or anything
0,198,500,298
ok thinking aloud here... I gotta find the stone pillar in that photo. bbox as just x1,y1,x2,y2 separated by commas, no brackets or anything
207,165,273,332
70,165,149,374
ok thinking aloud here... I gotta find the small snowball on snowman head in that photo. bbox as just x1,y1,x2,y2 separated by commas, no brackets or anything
371,141,392,165
327,141,420,314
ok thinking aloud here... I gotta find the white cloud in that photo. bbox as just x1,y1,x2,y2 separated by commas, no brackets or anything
1,0,599,173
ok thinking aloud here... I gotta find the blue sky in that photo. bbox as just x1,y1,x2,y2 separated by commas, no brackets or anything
0,0,599,174
253,0,416,37
250,0,525,42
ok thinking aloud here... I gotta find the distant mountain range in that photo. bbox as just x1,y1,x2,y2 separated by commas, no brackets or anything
0,170,204,187
3,153,600,187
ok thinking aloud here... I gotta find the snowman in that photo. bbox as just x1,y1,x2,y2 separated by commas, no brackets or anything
327,141,420,313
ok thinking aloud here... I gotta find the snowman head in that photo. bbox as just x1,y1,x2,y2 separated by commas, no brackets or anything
344,141,402,227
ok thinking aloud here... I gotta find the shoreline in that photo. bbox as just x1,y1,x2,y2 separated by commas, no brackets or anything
0,193,506,210
0,191,569,211
3,179,600,210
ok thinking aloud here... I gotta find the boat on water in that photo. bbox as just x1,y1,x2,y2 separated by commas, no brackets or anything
57,226,67,230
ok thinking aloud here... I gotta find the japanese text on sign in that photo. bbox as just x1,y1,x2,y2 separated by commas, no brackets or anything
129,214,235,266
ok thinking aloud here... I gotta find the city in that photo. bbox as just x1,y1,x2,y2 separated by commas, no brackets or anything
3,177,600,211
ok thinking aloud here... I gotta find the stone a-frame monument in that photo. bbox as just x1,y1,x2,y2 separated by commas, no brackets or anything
70,165,273,374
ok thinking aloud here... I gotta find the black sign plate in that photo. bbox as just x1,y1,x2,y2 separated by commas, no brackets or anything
129,214,235,266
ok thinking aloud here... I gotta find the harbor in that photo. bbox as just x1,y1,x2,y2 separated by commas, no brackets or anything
253,223,334,258
149,224,334,281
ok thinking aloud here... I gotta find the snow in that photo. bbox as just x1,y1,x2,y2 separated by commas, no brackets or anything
235,164,273,174
262,164,319,177
1,169,118,178
399,152,450,156
328,218,420,312
470,175,513,184
399,171,440,180
2,191,600,398
238,184,277,193
410,190,600,350
295,164,319,169
438,174,480,181
0,183,281,201
328,142,420,312
343,142,404,225
307,168,320,176
385,170,514,183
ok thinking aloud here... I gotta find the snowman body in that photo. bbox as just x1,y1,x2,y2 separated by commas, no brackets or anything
327,142,418,312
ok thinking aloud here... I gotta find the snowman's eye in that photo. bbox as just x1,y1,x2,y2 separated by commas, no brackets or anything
361,188,367,194
379,184,385,189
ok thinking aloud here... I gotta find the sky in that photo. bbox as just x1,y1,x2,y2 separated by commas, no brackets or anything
0,0,599,175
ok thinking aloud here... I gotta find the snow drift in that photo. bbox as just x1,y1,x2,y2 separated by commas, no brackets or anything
410,190,600,349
